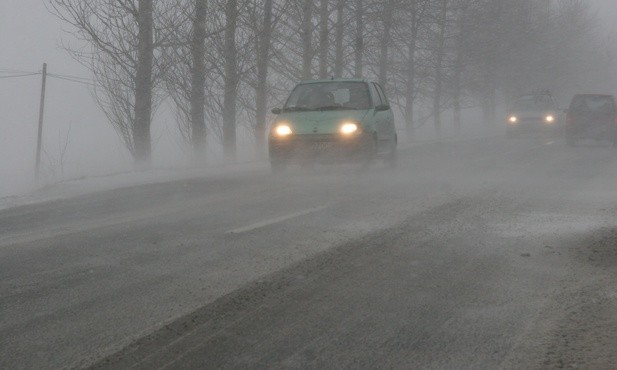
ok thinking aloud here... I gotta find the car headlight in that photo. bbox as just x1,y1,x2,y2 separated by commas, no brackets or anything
274,123,292,137
508,116,518,124
340,122,359,135
545,115,555,123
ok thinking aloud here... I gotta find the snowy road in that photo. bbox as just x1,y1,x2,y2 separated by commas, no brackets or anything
2,135,617,369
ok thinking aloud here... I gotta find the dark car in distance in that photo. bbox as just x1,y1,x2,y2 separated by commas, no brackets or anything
564,94,617,146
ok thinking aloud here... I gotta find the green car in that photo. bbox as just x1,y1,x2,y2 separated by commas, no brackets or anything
269,79,397,171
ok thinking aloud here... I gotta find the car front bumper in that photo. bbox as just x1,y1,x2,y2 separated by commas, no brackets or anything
507,118,559,132
269,133,374,164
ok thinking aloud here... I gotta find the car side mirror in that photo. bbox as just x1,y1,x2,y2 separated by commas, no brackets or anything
375,104,390,112
271,107,282,115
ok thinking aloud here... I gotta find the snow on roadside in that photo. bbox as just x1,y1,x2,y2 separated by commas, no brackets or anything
0,128,501,212
0,161,267,212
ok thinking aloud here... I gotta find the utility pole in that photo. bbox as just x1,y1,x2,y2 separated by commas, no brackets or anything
35,63,47,183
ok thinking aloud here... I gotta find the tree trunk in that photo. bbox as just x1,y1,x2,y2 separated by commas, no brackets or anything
223,0,238,162
302,0,313,79
452,68,462,135
334,0,344,77
482,87,496,126
432,0,448,138
482,56,497,126
452,0,470,136
133,0,153,167
405,35,417,140
191,0,207,160
354,0,363,78
405,1,419,140
319,0,329,78
255,0,273,158
378,0,393,88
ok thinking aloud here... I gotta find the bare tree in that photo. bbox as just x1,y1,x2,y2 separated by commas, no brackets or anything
134,0,154,164
319,0,330,78
191,0,207,159
378,0,394,88
432,0,448,137
451,0,472,134
401,0,430,139
333,0,345,77
301,0,314,79
54,0,612,164
223,0,238,162
353,0,364,78
49,0,176,166
254,0,274,157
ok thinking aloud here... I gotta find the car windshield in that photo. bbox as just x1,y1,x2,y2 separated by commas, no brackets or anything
569,95,615,113
513,95,554,111
284,82,372,111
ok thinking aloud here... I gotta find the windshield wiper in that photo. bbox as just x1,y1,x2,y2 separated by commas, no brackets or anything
339,105,364,110
282,106,311,112
317,105,347,111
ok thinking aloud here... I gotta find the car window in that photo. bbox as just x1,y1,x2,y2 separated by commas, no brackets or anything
513,95,554,111
369,83,382,107
284,82,371,111
569,95,616,113
374,83,388,106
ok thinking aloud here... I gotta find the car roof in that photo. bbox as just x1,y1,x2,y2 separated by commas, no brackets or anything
516,93,553,99
572,94,615,98
298,78,369,84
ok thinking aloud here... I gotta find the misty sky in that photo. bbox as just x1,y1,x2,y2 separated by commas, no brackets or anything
0,0,186,197
1,0,617,197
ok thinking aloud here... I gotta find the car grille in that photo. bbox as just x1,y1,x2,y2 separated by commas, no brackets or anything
519,117,543,124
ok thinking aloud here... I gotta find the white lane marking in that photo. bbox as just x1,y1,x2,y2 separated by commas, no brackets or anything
227,205,328,234
545,140,555,145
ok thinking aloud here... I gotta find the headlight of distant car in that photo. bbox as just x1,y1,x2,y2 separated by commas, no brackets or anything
273,123,293,137
508,116,518,124
545,115,555,123
340,122,359,135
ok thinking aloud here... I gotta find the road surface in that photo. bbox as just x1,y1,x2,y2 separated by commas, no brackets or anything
1,135,617,369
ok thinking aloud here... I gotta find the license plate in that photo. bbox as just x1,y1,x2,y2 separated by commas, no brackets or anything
311,142,332,151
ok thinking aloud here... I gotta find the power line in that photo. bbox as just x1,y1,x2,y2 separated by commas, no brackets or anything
0,72,40,79
0,68,94,82
47,73,97,87
0,68,109,89
49,72,92,81
0,68,38,74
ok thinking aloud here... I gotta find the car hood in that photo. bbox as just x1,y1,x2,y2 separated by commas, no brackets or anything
510,109,556,119
276,109,371,135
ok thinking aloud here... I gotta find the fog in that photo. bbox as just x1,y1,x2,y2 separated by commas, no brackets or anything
1,0,617,199
6,2,617,367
